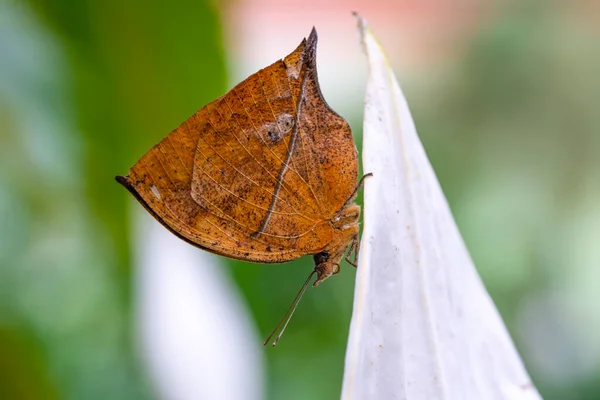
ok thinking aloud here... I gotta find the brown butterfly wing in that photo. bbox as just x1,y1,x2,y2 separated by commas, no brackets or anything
119,29,356,263
267,30,358,232
189,47,322,247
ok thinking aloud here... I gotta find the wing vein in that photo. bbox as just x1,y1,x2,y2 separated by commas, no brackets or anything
194,113,311,220
142,156,244,246
166,135,191,176
230,86,313,196
194,143,303,217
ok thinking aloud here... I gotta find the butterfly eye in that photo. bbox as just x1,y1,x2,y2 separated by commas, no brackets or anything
313,250,330,265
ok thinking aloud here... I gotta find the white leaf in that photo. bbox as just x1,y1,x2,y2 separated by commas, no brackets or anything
342,16,542,400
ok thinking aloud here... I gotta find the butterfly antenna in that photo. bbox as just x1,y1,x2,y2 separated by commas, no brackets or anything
263,269,316,347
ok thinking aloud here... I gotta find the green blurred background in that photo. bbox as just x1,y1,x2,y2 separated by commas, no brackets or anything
1,0,598,399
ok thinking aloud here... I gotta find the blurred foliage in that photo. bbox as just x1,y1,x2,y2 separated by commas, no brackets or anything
1,0,598,399
1,0,225,398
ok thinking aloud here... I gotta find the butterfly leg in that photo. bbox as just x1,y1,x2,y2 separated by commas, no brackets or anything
344,234,361,268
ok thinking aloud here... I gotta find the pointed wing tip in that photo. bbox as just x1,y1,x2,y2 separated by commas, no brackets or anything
304,27,319,66
307,27,318,50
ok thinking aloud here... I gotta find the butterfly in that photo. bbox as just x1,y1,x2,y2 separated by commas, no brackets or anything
117,28,369,345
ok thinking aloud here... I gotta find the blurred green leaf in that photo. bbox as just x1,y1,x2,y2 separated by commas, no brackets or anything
1,0,225,398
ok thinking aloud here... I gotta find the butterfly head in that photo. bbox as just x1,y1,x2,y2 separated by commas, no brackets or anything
313,250,340,287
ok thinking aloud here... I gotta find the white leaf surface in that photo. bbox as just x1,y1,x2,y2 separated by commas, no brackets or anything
342,16,542,400
133,210,265,400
